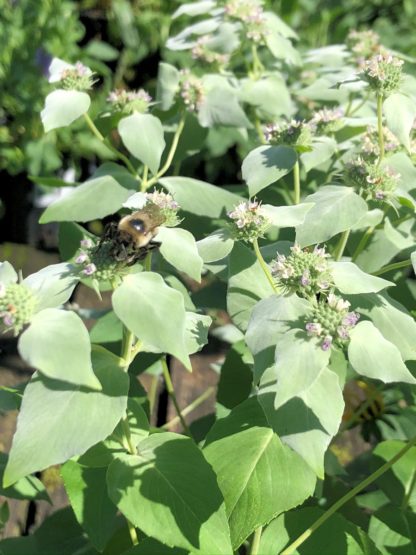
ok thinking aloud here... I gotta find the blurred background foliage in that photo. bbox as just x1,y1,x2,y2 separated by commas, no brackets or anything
0,0,415,240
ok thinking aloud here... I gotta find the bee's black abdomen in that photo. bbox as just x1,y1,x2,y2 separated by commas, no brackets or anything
129,218,146,232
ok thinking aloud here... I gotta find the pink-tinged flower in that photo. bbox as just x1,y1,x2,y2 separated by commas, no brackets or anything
337,326,350,340
306,322,323,336
0,283,5,298
321,335,333,351
80,238,93,249
300,270,311,287
342,312,360,326
3,313,15,327
75,252,89,264
317,279,330,290
83,264,97,276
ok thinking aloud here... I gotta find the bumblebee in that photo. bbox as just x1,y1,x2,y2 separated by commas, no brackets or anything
99,204,166,266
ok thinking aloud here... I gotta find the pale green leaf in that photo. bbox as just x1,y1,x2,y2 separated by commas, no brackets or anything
23,263,78,311
260,203,314,228
158,227,203,282
40,175,132,223
18,309,101,390
118,113,165,174
156,62,180,110
3,347,129,487
112,273,190,369
41,90,91,132
0,262,18,285
296,186,368,247
330,261,393,294
384,93,416,151
301,137,337,173
184,312,212,354
242,146,297,196
348,321,416,384
196,229,234,263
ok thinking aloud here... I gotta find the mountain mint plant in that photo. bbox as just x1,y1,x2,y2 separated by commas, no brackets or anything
1,2,416,555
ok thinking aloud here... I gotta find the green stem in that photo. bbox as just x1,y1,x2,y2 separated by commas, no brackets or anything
402,468,416,510
144,251,152,272
83,113,139,178
372,259,412,276
281,436,416,555
293,159,300,204
146,115,186,189
148,374,160,420
255,115,266,144
251,43,264,76
250,526,263,555
334,229,350,261
161,357,193,438
253,238,279,294
140,165,149,192
377,94,385,166
128,520,139,546
162,386,215,430
351,226,374,262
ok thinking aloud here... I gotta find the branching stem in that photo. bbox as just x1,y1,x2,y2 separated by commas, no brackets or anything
253,238,279,294
161,357,193,438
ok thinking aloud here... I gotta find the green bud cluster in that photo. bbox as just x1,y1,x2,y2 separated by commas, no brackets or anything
345,157,400,201
59,62,95,92
227,200,270,242
0,283,37,335
265,120,313,152
360,51,404,96
107,89,152,114
270,244,333,298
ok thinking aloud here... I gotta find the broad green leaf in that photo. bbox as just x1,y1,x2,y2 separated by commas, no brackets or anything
156,62,180,110
197,229,234,263
301,137,337,173
23,263,78,311
92,161,138,190
348,321,416,384
0,453,49,502
296,186,368,247
158,227,203,282
265,507,381,555
40,175,132,223
19,309,101,390
217,342,253,409
242,146,297,196
371,440,416,512
184,312,212,354
240,75,293,118
123,539,187,555
172,1,216,18
166,19,220,50
0,507,91,555
112,272,190,369
384,152,416,193
107,433,232,554
264,15,300,65
3,347,129,486
90,310,123,344
41,90,91,132
204,398,316,548
61,461,118,551
355,293,416,362
259,365,344,478
118,113,165,175
369,505,416,554
331,261,393,294
260,203,314,228
384,93,416,151
0,262,18,285
160,176,241,218
227,242,275,331
198,84,251,128
246,295,311,383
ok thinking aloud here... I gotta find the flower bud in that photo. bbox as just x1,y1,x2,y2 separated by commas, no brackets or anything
345,157,400,202
179,71,205,113
0,283,37,335
227,200,270,242
107,89,152,114
265,120,313,152
360,51,404,96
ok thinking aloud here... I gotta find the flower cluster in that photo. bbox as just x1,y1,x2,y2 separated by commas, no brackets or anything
345,157,400,201
347,29,380,61
359,52,404,96
310,108,344,135
224,0,268,43
145,190,181,227
191,37,230,66
265,120,312,151
179,71,205,113
361,126,400,159
270,244,333,297
74,237,127,286
227,200,270,242
305,293,360,351
58,62,95,91
107,89,152,114
0,282,37,335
